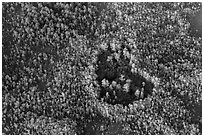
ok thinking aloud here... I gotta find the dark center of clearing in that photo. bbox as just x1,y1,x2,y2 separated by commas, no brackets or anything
96,47,154,106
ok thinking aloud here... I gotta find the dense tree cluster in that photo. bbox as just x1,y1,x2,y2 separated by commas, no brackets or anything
2,2,202,135
2,2,100,134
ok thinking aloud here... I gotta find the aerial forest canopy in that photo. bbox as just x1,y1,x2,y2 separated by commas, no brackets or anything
2,2,202,135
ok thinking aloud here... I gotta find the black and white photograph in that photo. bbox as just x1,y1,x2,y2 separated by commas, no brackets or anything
1,1,202,135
